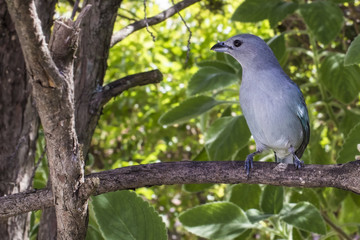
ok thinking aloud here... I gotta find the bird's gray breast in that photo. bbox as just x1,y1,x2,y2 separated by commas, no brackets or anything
239,70,303,156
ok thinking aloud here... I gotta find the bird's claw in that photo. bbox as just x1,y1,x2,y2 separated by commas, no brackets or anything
294,157,304,169
245,155,254,176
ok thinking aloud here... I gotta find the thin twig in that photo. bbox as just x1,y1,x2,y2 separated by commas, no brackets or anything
71,0,80,20
110,0,200,46
322,212,352,240
143,0,156,42
119,7,140,20
171,0,192,65
7,136,26,162
118,13,138,22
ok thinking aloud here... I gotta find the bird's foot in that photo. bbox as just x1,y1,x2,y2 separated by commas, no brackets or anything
294,156,304,169
245,154,254,176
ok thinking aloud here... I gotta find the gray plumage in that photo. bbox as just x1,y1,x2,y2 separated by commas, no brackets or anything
211,34,310,175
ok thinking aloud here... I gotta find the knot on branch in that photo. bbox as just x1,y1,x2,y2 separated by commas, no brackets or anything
79,177,100,201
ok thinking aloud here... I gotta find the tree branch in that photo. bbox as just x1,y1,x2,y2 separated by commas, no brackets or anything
5,0,63,88
90,69,163,113
110,0,201,47
1,160,359,219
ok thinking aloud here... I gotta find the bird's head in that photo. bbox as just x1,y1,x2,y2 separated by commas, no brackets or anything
211,34,278,69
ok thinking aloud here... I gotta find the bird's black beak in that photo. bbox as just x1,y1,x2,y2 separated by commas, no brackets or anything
211,41,231,52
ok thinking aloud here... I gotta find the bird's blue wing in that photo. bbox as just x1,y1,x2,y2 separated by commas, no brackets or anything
282,73,310,158
294,92,310,158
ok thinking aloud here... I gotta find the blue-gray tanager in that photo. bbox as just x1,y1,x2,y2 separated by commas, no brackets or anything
211,34,310,175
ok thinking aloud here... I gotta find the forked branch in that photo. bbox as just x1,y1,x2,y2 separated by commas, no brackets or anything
111,0,201,46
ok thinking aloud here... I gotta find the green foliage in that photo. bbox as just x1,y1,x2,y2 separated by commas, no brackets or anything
187,63,238,95
31,0,360,239
268,1,298,28
227,184,262,210
179,202,251,240
89,191,167,240
281,202,326,235
205,116,251,161
232,0,298,28
179,186,329,239
260,185,284,214
267,34,286,62
337,123,360,163
158,96,225,125
319,53,360,104
300,1,344,45
345,34,360,66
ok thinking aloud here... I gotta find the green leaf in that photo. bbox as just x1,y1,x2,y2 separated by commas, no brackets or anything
91,191,167,240
197,60,236,73
187,66,238,95
267,34,286,62
205,116,251,161
221,105,232,117
179,202,252,240
307,127,332,165
232,145,250,161
300,1,343,45
246,209,273,223
337,122,360,163
192,147,209,161
290,188,321,209
325,188,349,210
340,109,360,135
86,204,105,240
319,53,360,104
158,96,224,125
232,0,281,23
233,229,253,240
225,54,242,70
260,185,284,214
350,192,360,208
339,194,360,234
269,2,298,28
281,202,326,235
227,184,262,210
345,34,360,66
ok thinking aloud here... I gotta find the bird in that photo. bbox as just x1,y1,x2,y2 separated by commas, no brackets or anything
211,34,310,175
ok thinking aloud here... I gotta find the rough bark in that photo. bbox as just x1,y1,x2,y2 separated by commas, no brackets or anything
38,207,57,240
0,1,39,239
4,0,90,238
32,1,58,239
38,181,56,240
1,160,359,219
74,0,122,156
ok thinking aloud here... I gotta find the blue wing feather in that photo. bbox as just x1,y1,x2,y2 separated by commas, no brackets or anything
295,94,310,158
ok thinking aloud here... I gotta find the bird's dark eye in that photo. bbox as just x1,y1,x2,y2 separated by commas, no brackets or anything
233,40,242,47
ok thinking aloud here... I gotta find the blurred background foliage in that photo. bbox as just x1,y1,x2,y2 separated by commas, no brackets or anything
31,0,360,239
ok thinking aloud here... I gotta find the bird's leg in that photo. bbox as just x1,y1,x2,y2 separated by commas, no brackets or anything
245,150,262,176
274,151,278,162
289,146,304,169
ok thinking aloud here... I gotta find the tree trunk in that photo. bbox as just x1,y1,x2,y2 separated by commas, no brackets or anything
30,1,59,239
0,1,38,239
74,0,123,152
